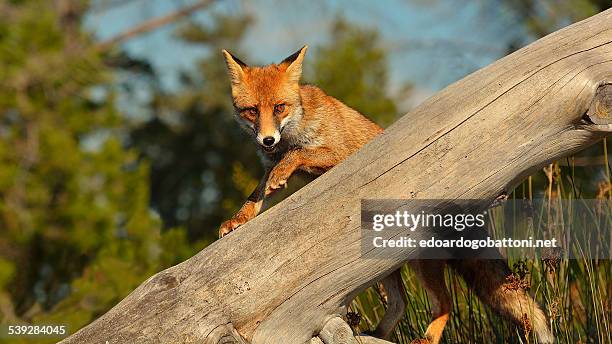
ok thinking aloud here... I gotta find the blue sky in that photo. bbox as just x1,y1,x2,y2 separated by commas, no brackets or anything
86,0,529,110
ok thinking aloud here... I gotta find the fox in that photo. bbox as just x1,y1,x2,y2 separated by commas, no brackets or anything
218,46,554,344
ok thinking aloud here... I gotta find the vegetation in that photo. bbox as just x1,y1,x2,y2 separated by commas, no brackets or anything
352,195,611,343
0,2,194,342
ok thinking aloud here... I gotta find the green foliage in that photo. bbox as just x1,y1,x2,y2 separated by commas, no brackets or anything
310,17,399,127
355,153,612,342
0,1,194,339
499,0,610,38
355,257,611,343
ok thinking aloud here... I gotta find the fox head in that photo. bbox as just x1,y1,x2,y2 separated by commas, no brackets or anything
222,46,308,152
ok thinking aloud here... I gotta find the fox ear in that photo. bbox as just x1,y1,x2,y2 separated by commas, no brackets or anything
281,45,308,83
222,50,247,84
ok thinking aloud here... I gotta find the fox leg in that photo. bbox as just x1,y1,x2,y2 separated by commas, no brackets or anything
374,268,408,340
409,260,451,344
219,169,270,237
265,148,337,195
451,259,553,343
220,148,336,236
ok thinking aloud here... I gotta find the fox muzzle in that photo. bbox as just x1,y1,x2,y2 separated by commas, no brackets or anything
257,131,281,151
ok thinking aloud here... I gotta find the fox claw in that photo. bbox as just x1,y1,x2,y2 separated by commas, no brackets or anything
266,168,290,195
219,219,242,238
265,180,287,195
271,178,287,188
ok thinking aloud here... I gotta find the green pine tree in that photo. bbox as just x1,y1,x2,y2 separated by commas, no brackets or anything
0,2,194,341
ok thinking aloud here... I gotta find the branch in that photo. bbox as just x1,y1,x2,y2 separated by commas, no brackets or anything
318,317,358,344
94,0,215,51
310,318,396,344
585,83,612,127
60,8,612,344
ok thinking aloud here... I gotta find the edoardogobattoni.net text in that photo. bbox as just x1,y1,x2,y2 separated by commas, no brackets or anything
372,236,558,250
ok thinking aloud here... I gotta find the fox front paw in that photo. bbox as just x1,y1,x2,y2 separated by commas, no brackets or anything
219,218,243,238
266,165,291,195
410,339,431,344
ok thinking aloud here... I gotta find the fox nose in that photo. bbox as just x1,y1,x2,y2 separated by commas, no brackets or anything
263,136,276,147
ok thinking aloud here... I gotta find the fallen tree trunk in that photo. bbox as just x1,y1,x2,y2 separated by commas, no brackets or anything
61,9,612,344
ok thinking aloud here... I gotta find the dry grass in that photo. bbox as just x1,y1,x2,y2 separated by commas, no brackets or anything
352,139,611,343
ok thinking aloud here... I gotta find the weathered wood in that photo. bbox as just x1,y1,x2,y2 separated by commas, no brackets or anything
318,317,358,344
60,9,612,344
310,335,396,344
311,317,399,344
586,83,612,125
208,323,250,344
354,336,396,344
310,337,325,344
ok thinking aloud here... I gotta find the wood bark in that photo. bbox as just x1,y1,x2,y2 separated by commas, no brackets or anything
60,9,612,344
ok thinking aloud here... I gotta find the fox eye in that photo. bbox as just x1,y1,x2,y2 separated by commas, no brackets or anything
274,104,285,114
